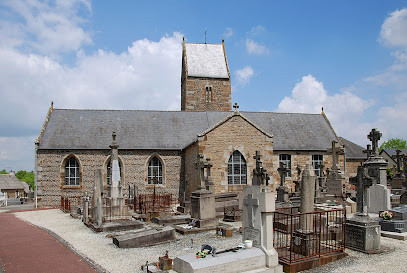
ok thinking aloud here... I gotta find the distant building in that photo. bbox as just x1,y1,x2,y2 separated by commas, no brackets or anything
35,39,346,207
380,149,407,169
0,173,28,198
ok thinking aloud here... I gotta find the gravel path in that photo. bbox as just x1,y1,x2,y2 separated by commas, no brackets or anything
15,209,407,273
15,209,241,273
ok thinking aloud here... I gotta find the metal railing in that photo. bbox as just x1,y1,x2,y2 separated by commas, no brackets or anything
273,207,346,264
60,195,82,213
133,193,178,215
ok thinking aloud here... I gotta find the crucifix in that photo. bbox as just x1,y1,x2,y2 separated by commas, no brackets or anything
195,154,205,190
367,128,382,156
243,194,259,228
327,140,343,171
350,166,373,216
392,149,404,176
253,151,268,185
316,162,325,188
277,162,289,187
363,144,372,159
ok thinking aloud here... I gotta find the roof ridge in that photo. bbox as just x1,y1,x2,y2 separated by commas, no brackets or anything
185,42,222,45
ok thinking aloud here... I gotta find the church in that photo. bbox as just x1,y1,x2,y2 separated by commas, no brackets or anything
35,39,347,207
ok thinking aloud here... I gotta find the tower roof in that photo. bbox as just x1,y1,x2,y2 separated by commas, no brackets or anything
184,43,229,78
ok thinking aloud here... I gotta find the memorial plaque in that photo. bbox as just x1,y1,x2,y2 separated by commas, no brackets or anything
244,227,261,246
346,223,366,250
327,179,343,195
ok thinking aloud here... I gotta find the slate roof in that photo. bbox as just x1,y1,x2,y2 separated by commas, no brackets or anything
38,109,339,151
185,43,229,78
0,174,26,191
381,148,407,158
339,137,366,160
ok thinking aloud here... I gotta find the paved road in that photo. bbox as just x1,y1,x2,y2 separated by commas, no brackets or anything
0,207,97,273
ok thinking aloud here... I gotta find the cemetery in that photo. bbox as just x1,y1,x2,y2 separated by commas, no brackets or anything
7,128,397,273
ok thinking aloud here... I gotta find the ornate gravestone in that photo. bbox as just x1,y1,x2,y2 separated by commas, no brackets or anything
326,141,344,196
190,154,217,228
315,162,325,203
364,129,391,213
241,151,281,270
346,166,381,253
276,162,289,203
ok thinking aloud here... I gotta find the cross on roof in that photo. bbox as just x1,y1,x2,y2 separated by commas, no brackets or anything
233,102,239,112
367,128,382,155
243,193,259,228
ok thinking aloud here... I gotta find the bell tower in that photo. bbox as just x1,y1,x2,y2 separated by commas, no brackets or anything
181,38,231,111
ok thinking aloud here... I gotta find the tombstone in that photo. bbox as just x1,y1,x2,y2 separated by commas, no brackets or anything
241,151,281,270
324,141,345,205
91,170,103,223
346,166,381,253
113,226,176,248
190,154,217,228
379,205,407,233
204,158,214,193
364,129,391,213
174,151,282,273
314,162,325,203
391,150,406,191
82,194,90,224
276,162,289,203
292,164,318,256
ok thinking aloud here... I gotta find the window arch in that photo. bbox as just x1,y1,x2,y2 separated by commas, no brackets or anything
65,157,80,185
228,151,247,185
148,156,163,184
106,158,122,185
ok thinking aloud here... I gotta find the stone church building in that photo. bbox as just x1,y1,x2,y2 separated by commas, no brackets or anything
35,39,346,207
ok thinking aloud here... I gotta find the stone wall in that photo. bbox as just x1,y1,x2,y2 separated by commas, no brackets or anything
181,77,231,111
36,149,182,207
195,113,273,194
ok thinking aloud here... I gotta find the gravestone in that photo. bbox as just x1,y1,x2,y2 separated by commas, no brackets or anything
190,154,217,228
324,141,344,205
315,162,325,203
379,204,407,233
365,129,391,213
346,166,381,253
292,164,318,256
276,162,289,203
113,226,176,248
391,149,406,190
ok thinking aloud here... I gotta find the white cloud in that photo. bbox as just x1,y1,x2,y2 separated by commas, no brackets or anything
380,8,407,49
0,136,36,171
1,0,92,55
246,39,269,55
277,75,374,145
248,25,266,36
235,66,254,85
223,27,233,38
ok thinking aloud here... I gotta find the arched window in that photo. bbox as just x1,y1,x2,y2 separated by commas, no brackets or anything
148,156,163,184
65,157,80,185
106,158,122,185
228,151,247,185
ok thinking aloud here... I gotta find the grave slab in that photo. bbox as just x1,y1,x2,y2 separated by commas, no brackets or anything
112,226,176,248
152,214,191,225
173,247,282,273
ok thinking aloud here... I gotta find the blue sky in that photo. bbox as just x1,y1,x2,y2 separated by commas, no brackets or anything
0,0,406,171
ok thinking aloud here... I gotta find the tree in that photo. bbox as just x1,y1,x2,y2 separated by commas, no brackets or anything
379,138,407,151
0,169,8,174
15,170,35,190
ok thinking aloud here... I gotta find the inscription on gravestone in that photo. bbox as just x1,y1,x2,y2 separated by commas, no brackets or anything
244,227,261,245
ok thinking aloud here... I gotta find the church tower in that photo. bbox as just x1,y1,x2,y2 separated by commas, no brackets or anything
181,38,231,111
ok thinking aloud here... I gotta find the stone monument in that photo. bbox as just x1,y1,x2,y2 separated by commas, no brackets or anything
346,165,381,253
190,154,217,228
364,129,391,213
276,162,289,203
324,141,345,204
292,164,318,256
391,149,406,191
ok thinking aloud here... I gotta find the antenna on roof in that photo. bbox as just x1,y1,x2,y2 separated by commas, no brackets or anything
205,28,207,44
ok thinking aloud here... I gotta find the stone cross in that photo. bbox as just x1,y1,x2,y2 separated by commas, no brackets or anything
327,140,342,171
363,144,372,159
243,194,259,228
392,149,404,176
299,164,316,231
367,128,382,156
252,151,269,186
277,162,289,187
350,165,373,215
204,158,214,192
233,102,239,112
195,154,205,190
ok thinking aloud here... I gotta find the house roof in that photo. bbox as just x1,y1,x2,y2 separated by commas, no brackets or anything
380,148,407,158
38,109,339,151
339,137,366,160
184,43,229,78
0,174,27,191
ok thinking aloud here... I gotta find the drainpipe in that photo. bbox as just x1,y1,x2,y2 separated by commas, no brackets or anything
34,142,39,209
